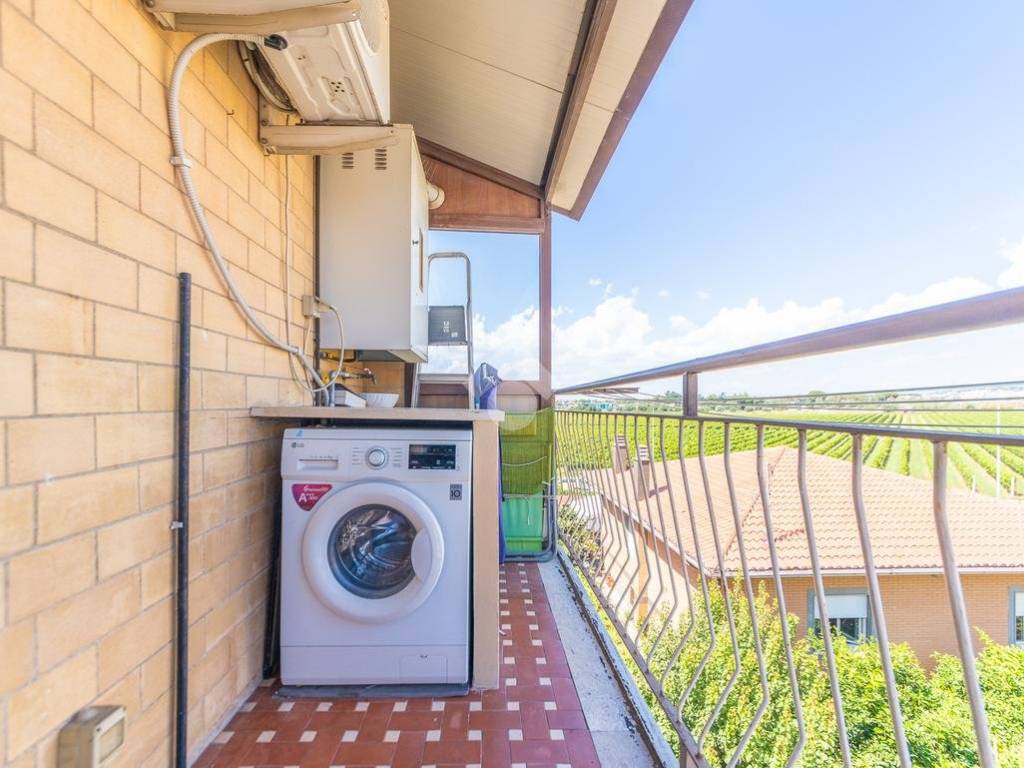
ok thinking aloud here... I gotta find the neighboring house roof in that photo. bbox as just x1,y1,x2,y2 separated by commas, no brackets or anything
625,447,1024,575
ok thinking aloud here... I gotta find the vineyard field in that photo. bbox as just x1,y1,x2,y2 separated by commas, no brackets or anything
558,409,1024,498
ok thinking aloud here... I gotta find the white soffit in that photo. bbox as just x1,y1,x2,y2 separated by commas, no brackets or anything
551,0,669,213
389,0,586,185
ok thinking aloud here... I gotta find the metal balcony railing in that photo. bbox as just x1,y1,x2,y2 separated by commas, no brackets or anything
552,286,1024,768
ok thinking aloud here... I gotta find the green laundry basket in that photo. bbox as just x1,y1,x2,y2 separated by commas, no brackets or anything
500,410,555,556
501,494,546,554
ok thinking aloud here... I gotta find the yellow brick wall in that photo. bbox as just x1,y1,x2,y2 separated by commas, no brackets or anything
759,572,1023,666
0,2,315,765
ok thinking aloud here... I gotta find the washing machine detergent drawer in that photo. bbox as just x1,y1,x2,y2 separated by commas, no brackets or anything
280,644,468,686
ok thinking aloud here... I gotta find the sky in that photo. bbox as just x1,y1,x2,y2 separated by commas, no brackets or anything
430,0,1024,395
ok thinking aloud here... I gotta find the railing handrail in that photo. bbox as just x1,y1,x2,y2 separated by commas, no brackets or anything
553,409,1024,448
555,286,1024,394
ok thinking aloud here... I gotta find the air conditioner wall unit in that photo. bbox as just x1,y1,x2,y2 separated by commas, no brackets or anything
147,1,361,34
149,0,390,125
261,3,390,124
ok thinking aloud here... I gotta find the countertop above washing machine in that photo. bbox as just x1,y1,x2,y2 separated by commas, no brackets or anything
250,405,504,423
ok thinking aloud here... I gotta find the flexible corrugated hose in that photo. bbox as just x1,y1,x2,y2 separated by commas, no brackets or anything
167,32,343,396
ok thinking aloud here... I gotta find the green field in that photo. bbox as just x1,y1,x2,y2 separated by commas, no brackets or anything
557,409,1024,498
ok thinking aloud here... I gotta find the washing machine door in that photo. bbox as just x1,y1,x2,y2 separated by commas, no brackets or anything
301,482,445,623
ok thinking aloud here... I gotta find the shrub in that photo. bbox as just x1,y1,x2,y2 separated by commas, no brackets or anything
625,583,1024,767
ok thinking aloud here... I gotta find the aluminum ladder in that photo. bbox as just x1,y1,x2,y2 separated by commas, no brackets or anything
415,252,475,407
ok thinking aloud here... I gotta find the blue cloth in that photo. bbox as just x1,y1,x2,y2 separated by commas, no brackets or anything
473,362,500,410
474,363,505,563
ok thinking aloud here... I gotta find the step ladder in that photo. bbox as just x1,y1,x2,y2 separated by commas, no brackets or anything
416,252,475,407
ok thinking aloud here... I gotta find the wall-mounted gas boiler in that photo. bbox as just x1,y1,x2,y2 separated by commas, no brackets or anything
318,125,429,362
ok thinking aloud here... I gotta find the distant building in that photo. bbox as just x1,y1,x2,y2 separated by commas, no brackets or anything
609,446,1024,663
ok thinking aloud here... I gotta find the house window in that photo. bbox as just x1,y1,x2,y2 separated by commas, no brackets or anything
1012,589,1024,647
810,590,871,644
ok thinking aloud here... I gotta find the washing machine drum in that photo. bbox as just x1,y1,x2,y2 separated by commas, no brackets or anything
302,482,445,623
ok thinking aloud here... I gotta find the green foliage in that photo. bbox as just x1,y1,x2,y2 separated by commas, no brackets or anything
626,584,1024,767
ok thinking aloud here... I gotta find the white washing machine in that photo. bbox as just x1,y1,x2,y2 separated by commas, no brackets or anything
280,426,472,686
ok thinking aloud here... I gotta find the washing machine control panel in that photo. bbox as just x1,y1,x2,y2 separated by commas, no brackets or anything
407,443,458,470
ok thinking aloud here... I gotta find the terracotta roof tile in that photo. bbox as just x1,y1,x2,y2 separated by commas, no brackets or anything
631,447,1024,574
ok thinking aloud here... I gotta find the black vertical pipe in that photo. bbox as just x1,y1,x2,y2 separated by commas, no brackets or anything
175,273,192,768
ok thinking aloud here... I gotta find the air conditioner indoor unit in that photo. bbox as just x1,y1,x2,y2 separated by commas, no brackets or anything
150,0,390,125
254,0,390,124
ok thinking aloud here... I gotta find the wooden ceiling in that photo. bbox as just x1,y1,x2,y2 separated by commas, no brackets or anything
389,0,695,220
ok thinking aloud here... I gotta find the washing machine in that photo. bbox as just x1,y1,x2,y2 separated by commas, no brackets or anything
280,426,472,686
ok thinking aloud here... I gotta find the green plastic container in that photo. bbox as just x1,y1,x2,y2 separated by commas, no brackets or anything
501,494,546,553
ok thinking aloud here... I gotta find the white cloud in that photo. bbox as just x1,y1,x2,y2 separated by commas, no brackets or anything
658,289,671,298
588,277,603,287
425,247,1022,393
997,237,1024,288
697,290,711,301
546,274,1002,390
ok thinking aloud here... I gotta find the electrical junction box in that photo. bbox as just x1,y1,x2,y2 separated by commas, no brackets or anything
57,706,126,768
318,124,429,362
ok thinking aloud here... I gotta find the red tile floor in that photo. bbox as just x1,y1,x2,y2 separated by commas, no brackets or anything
195,563,602,768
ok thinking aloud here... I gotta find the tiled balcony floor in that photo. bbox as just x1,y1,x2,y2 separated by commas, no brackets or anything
195,563,602,768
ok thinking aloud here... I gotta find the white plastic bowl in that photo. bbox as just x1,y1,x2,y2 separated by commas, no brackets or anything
364,393,399,408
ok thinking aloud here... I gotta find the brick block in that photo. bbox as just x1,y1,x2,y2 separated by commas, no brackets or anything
0,208,33,281
190,325,228,370
206,213,249,268
0,68,33,148
36,354,138,415
36,226,138,309
35,96,140,208
0,350,33,416
97,599,172,691
7,416,95,484
190,411,227,452
98,194,176,273
0,4,92,123
0,620,34,694
139,266,180,320
0,484,34,557
203,291,248,339
205,135,249,196
97,506,172,580
141,552,173,609
226,114,264,182
5,283,94,355
203,445,247,489
202,370,246,409
140,645,172,709
37,571,141,671
96,304,175,365
96,412,174,466
227,189,265,244
37,465,139,542
90,0,169,80
139,459,174,512
8,533,96,621
7,649,98,759
141,167,199,239
246,376,279,407
177,235,226,295
34,0,140,107
227,337,265,375
3,142,96,240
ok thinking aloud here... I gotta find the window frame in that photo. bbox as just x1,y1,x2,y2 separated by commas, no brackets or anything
1011,587,1024,647
807,587,874,645
425,226,552,402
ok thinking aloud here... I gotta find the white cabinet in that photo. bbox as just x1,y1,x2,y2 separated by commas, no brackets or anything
318,124,429,362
